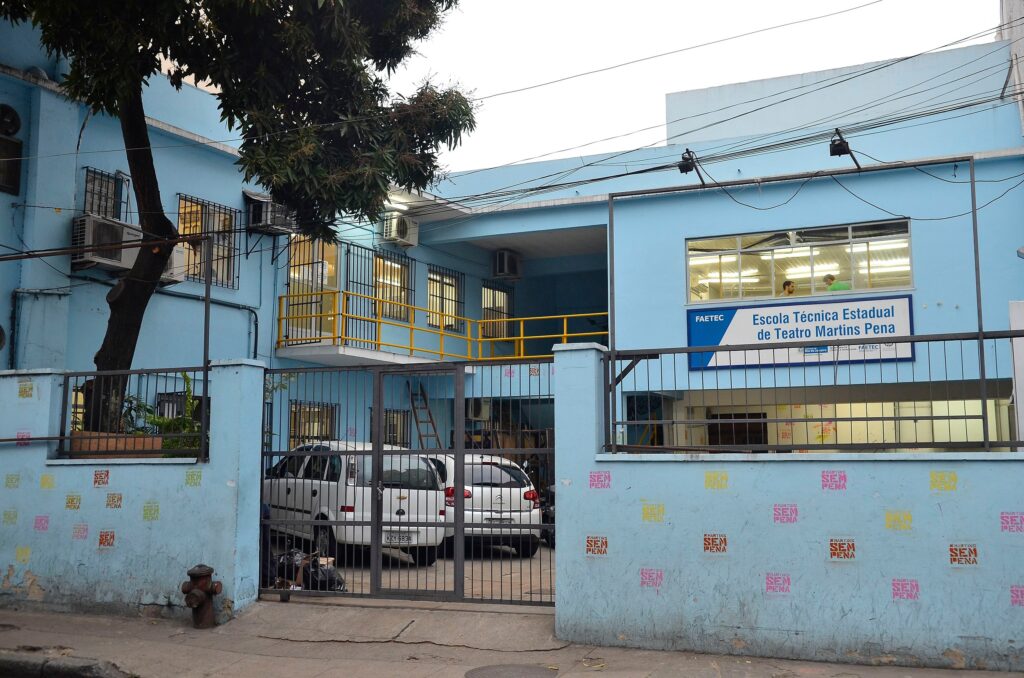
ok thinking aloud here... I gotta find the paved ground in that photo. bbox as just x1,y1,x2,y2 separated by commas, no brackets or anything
0,599,1020,678
271,538,555,604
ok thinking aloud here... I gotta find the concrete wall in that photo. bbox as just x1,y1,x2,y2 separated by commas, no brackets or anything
553,344,1024,670
0,362,262,621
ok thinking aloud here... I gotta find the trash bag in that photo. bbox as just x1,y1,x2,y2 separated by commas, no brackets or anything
276,548,308,584
306,563,347,592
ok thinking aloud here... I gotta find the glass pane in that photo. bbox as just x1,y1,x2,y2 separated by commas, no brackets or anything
741,231,791,250
851,239,911,289
687,236,737,255
813,244,852,293
688,253,740,301
795,225,849,244
770,246,815,296
739,253,772,299
852,221,907,240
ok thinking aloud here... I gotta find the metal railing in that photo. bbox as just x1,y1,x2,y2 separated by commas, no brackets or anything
57,367,209,459
606,330,1023,454
276,290,607,361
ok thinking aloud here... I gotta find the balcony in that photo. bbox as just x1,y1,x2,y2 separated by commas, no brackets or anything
275,290,608,365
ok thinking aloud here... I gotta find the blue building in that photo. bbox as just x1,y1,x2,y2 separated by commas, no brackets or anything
2,6,1024,670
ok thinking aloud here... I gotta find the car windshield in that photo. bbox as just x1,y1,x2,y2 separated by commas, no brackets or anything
467,463,530,488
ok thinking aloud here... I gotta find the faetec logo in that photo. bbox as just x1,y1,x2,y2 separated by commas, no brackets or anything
693,313,725,323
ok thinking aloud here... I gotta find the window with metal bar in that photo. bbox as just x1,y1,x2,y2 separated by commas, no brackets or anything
288,401,337,448
177,194,241,289
373,251,413,322
383,409,411,447
83,168,130,221
428,265,465,332
0,136,23,196
482,282,514,339
686,220,911,302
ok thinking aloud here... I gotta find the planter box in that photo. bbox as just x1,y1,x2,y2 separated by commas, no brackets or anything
69,430,164,454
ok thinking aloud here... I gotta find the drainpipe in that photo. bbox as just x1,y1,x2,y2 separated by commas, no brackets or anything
9,287,75,370
70,276,261,361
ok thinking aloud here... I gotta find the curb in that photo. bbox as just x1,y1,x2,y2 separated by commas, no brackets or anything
0,652,135,677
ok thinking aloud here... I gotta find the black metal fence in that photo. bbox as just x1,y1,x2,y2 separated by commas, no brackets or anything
607,330,1022,454
58,367,209,459
260,360,555,605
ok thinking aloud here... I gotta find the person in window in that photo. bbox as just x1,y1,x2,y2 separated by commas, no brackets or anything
780,280,796,297
823,274,851,292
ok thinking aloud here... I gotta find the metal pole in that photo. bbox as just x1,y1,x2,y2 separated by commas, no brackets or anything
452,363,466,600
607,196,618,453
370,368,384,595
201,235,212,462
969,158,990,450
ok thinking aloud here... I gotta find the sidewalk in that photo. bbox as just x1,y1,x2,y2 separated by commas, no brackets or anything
0,598,1018,678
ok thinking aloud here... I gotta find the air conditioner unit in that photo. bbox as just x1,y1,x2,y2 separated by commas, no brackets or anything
247,200,296,235
159,245,186,285
71,215,142,271
382,213,419,247
493,249,521,279
466,398,492,421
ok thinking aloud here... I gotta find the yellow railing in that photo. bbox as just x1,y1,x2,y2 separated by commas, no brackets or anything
276,290,608,361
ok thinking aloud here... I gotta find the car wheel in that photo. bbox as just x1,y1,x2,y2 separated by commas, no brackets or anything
412,546,438,567
516,537,540,558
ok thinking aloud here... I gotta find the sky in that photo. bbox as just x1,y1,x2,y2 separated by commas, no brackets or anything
388,0,1002,172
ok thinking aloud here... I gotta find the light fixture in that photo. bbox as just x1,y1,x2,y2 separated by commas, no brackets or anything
677,149,707,186
385,201,409,212
785,264,840,280
846,240,908,253
699,275,760,284
689,254,737,266
762,247,819,260
859,264,910,274
829,128,861,170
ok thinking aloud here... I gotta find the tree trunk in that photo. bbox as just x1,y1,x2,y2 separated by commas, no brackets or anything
88,84,177,431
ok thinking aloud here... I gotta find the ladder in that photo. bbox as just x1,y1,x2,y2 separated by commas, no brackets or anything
408,382,442,450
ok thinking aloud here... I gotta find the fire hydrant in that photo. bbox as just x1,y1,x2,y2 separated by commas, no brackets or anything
181,564,222,629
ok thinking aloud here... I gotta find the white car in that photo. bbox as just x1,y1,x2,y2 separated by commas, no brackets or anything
424,453,543,558
264,442,446,566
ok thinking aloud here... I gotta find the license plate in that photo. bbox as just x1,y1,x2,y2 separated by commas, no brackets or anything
384,532,413,545
485,518,514,524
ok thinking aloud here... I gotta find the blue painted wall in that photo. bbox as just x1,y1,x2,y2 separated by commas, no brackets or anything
0,362,262,620
554,345,1024,670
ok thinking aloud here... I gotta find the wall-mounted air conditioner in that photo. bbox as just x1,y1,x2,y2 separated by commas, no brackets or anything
382,213,419,247
466,398,492,421
159,245,186,285
71,215,142,271
493,249,521,279
247,198,296,235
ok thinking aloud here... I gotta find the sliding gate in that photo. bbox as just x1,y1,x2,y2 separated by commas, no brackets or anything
260,360,555,605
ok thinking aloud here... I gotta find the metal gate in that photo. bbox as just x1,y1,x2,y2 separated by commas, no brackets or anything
260,360,555,605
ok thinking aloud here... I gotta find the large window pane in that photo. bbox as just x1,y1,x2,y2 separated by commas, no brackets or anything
739,253,772,299
769,247,815,297
812,244,852,293
688,252,740,301
851,238,911,289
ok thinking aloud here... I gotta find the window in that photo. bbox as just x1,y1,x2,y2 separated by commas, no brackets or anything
288,401,337,448
428,265,465,332
383,409,410,447
354,455,443,490
373,252,412,322
0,136,23,196
482,282,514,339
178,194,241,289
83,168,129,220
686,221,911,302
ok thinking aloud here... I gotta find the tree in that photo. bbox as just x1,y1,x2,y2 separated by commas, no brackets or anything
0,1,474,421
